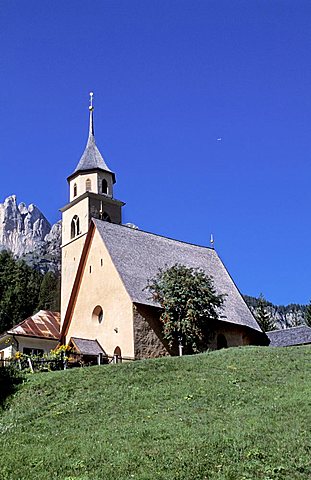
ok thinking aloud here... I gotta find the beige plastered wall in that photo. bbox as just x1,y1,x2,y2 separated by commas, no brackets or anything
61,195,90,326
65,228,134,359
62,196,90,245
61,234,87,327
69,171,113,202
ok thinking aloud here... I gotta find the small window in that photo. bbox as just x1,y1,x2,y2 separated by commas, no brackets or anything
101,259,103,267
89,265,92,273
73,183,77,197
86,178,92,191
102,178,108,194
71,215,80,239
92,305,104,324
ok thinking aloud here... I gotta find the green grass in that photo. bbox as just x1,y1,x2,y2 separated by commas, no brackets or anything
0,347,310,480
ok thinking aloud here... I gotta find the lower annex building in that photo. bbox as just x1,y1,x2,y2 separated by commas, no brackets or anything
59,93,268,361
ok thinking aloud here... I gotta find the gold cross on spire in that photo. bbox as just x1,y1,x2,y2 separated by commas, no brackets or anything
89,91,94,111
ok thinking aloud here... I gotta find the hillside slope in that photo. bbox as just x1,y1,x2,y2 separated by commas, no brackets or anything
0,347,310,480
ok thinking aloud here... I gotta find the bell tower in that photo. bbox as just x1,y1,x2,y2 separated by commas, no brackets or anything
60,93,124,326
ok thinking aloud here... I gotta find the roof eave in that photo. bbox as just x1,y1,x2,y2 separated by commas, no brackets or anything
67,168,116,184
60,191,125,213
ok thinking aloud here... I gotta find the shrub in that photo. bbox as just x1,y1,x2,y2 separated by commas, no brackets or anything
0,365,24,408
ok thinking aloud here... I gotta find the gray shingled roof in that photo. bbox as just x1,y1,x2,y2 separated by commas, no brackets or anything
94,219,262,333
74,133,115,179
70,337,106,355
267,325,311,347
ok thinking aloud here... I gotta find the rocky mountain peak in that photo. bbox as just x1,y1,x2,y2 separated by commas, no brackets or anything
0,195,61,272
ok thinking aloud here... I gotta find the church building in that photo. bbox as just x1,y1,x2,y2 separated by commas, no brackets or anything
60,94,268,361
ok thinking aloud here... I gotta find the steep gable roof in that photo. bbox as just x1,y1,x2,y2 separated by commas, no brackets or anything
93,219,262,333
267,325,311,347
7,310,60,340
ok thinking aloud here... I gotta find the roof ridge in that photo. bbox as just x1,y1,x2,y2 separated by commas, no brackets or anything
268,325,310,333
93,218,214,251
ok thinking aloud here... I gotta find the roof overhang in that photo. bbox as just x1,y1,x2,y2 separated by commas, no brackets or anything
67,167,116,184
5,332,59,341
60,191,125,213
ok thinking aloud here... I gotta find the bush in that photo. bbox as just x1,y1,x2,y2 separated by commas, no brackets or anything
0,365,24,408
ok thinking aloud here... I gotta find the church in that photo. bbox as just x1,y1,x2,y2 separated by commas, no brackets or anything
60,94,268,361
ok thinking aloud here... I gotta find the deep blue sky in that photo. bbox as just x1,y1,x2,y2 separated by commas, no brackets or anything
1,0,311,305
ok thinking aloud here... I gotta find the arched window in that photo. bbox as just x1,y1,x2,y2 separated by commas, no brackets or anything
73,183,77,197
92,305,104,324
85,178,92,191
102,178,108,195
102,212,111,222
217,334,228,350
71,215,80,239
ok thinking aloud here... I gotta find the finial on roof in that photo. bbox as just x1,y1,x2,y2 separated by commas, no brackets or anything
210,233,214,249
88,92,94,136
89,91,94,111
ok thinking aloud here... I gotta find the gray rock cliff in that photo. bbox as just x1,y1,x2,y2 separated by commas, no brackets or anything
0,195,61,273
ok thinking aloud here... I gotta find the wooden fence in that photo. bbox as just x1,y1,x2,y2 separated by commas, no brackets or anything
0,352,133,373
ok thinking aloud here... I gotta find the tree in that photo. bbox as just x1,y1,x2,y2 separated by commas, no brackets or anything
291,305,303,327
147,264,225,354
37,272,60,311
0,250,43,333
255,294,275,332
305,301,311,328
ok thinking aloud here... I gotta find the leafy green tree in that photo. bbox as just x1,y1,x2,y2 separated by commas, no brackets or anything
37,272,60,311
147,264,225,354
305,300,311,328
255,294,275,332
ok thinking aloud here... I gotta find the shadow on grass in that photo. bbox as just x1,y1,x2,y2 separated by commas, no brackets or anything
0,366,24,408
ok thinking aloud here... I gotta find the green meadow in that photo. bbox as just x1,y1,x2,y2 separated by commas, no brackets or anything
0,347,310,480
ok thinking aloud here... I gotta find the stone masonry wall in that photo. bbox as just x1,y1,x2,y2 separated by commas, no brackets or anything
133,304,170,359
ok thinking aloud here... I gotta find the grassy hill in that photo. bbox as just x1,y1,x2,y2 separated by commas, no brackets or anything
0,347,310,480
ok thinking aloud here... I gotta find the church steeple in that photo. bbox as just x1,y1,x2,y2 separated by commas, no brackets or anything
63,92,124,212
60,93,125,327
69,92,116,183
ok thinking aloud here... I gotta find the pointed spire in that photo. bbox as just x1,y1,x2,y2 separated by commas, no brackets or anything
68,92,116,183
88,92,94,137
